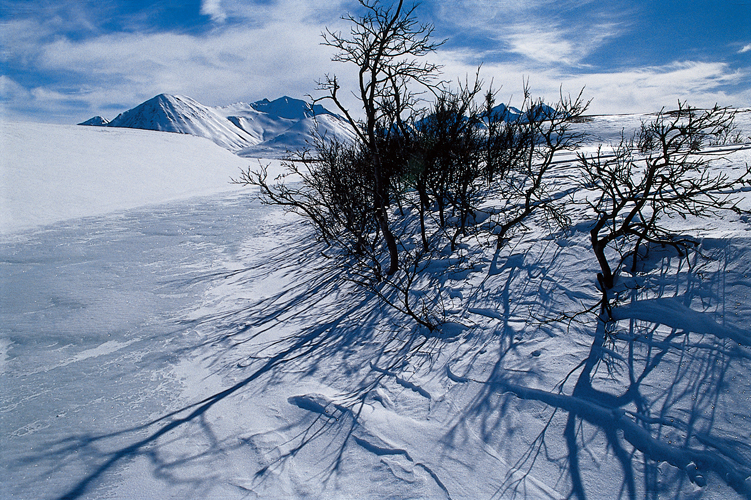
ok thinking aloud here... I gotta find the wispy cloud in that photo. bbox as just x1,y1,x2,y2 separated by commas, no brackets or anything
740,44,751,54
436,50,748,114
577,62,747,113
503,29,576,65
36,28,333,110
1,2,356,122
0,75,30,101
431,0,630,67
499,24,623,67
201,0,227,23
1,0,749,123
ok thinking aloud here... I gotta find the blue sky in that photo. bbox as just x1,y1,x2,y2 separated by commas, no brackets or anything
1,0,750,123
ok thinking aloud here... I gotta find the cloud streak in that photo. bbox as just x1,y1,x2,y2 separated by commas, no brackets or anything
2,1,356,122
436,51,749,115
201,0,227,23
430,0,631,67
1,0,749,123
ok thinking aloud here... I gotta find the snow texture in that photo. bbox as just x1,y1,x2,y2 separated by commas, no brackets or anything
0,121,287,234
2,111,751,499
87,94,354,158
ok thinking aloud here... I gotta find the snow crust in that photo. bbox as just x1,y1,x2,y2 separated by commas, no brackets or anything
0,121,285,234
2,114,751,499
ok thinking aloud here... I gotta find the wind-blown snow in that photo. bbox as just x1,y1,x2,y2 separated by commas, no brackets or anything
2,115,751,499
0,121,285,234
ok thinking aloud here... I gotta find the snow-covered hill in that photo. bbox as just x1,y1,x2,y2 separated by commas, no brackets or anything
0,121,286,234
2,113,751,499
77,115,109,126
82,94,353,158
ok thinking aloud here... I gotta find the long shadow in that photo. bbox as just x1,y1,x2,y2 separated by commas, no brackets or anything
18,213,751,499
20,225,437,499
454,237,751,499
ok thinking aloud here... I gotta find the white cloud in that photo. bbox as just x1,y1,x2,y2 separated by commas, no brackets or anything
504,29,576,65
1,0,362,123
3,0,748,123
568,63,744,113
0,76,30,101
17,7,357,122
435,50,747,114
740,44,751,54
201,0,227,24
434,0,628,67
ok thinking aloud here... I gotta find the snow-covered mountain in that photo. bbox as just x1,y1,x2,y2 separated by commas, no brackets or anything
81,94,354,158
489,102,558,122
78,115,109,126
83,94,567,158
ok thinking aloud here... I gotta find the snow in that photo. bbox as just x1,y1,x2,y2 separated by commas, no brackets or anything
0,121,286,234
2,115,751,499
107,94,263,151
92,94,354,158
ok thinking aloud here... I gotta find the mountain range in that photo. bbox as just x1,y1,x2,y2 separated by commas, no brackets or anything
79,94,354,158
80,94,563,158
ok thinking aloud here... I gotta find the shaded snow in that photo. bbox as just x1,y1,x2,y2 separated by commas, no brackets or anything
2,117,751,499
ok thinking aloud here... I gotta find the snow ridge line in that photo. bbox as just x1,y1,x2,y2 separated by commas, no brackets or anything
446,364,470,383
287,394,350,421
286,392,452,498
498,380,751,496
369,362,432,399
612,297,751,346
352,435,452,499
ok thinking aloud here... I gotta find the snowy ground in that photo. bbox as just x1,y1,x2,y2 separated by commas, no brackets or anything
2,117,751,499
0,122,262,234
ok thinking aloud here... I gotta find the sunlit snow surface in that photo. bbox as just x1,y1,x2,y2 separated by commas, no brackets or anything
2,115,751,499
0,193,273,498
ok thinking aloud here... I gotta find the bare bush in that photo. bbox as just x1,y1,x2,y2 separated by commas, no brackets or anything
577,102,750,291
314,0,445,276
236,1,588,332
484,85,589,247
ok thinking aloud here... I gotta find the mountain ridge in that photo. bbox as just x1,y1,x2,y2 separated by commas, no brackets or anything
80,94,352,158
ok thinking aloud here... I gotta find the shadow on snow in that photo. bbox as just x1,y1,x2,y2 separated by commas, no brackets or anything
15,226,751,499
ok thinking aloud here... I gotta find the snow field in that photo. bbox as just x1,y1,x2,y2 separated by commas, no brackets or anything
2,115,751,499
0,121,289,235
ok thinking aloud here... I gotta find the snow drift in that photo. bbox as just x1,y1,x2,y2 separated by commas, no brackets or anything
2,112,751,499
0,121,286,234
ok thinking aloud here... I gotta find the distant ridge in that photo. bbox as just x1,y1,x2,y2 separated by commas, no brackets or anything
78,116,110,126
80,94,353,158
488,102,559,122
81,94,561,158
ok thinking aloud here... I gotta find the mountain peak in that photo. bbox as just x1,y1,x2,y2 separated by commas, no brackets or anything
78,116,110,126
249,96,332,121
92,93,351,157
489,102,559,122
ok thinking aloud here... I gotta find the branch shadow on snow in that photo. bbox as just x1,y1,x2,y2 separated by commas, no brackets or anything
18,227,450,500
14,222,751,499
449,237,751,499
